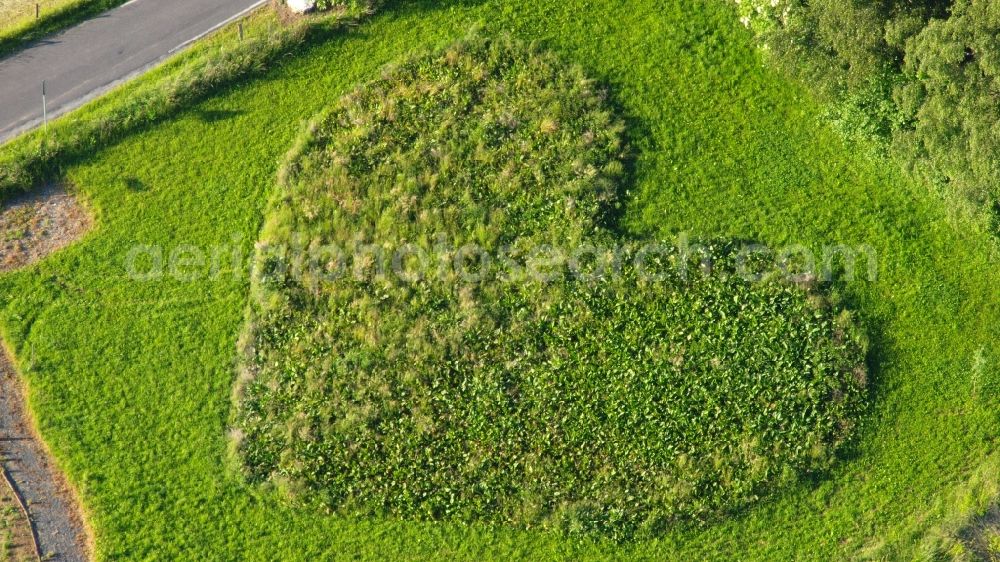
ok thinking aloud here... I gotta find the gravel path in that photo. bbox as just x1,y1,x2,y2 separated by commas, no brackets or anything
0,346,89,561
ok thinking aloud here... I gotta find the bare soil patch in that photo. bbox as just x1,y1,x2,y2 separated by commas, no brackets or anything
0,184,91,273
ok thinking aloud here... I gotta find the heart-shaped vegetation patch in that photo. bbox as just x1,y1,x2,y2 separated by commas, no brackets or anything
231,35,867,540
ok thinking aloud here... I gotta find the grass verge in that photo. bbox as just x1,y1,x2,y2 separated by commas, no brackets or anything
0,3,376,204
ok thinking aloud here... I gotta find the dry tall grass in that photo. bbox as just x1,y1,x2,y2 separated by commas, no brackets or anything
0,0,82,35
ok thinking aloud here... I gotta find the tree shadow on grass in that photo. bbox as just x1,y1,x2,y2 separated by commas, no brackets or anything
123,177,147,192
957,504,1000,561
380,0,490,15
596,92,649,238
195,109,243,123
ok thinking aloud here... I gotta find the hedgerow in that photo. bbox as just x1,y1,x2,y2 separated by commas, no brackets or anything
231,34,868,540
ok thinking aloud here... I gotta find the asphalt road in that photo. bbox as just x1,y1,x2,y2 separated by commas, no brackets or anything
0,0,265,143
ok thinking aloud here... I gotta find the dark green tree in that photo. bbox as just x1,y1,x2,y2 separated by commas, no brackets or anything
894,0,1000,223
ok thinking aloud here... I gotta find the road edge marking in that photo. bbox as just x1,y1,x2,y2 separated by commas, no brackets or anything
168,0,268,54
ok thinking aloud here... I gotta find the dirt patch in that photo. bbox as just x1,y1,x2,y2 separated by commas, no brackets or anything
0,345,90,561
0,184,91,273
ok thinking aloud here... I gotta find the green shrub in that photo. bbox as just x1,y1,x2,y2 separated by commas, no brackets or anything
733,0,1000,234
893,0,1000,225
743,1,946,98
231,34,868,540
748,1,890,99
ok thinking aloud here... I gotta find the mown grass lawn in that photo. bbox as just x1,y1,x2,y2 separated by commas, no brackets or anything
0,0,998,559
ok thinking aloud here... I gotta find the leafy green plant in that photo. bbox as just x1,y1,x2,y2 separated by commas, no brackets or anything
731,0,1000,235
232,34,868,540
314,0,379,11
990,531,1000,560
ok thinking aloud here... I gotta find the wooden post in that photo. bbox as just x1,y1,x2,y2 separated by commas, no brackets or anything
36,3,40,19
238,22,244,41
42,80,47,133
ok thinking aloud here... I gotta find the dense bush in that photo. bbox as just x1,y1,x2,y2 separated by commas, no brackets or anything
738,1,948,96
894,0,1000,225
748,0,898,97
735,0,1000,231
231,35,869,539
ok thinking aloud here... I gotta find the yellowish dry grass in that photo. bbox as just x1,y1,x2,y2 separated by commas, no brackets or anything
0,0,82,36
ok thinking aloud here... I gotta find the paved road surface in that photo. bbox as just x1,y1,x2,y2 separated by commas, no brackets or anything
0,0,264,143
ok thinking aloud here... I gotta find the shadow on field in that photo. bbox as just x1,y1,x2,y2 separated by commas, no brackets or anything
789,289,888,501
958,504,1000,561
599,95,646,237
195,109,243,123
123,177,147,192
381,0,490,14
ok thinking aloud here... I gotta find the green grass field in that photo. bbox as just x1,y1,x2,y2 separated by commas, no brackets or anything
0,0,998,559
